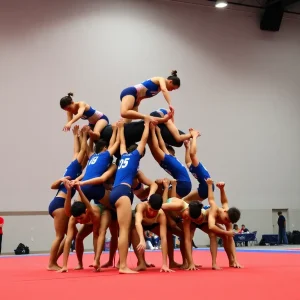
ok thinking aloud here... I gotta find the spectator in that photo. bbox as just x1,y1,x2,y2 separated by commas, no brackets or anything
145,231,155,250
277,212,288,245
239,224,249,233
233,224,240,233
0,216,3,254
239,224,250,246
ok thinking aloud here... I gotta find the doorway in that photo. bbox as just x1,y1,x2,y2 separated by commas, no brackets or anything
272,209,289,234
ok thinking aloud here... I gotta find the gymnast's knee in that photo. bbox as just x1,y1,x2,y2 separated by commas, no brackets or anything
208,231,217,239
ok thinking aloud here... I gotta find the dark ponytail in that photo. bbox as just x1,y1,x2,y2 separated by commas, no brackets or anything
60,92,74,109
167,70,180,87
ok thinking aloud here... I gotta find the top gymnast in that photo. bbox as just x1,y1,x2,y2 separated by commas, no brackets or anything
60,92,109,141
120,70,180,123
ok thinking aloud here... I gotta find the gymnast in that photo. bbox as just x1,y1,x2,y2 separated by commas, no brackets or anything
47,125,87,271
60,125,118,270
101,169,158,269
74,125,119,205
109,118,150,274
58,182,110,273
148,124,192,198
183,129,214,202
60,92,109,140
150,108,192,143
161,189,205,271
99,114,187,148
131,194,173,273
120,70,180,123
190,179,243,269
132,170,158,202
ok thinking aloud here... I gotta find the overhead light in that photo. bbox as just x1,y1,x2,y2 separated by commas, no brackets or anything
215,0,228,8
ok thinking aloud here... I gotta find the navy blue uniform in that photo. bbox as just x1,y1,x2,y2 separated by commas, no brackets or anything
189,162,214,199
48,159,82,217
160,154,192,198
109,150,141,208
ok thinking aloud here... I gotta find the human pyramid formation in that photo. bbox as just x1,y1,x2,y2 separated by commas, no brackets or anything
48,71,242,274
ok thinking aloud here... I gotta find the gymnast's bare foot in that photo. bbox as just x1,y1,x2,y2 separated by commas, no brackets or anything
180,262,189,270
92,260,101,272
101,260,114,268
230,261,244,268
189,129,201,138
57,266,68,273
212,264,222,270
88,130,100,141
145,261,155,267
135,263,147,271
169,261,182,269
47,263,61,271
74,263,83,270
119,267,139,274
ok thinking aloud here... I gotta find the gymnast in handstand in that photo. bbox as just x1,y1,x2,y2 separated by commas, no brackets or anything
183,129,214,202
148,124,192,198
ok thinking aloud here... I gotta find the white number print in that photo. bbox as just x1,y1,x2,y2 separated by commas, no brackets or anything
118,158,130,169
88,156,99,165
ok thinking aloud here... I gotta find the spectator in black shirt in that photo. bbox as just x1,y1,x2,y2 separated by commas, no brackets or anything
277,212,288,245
240,224,249,233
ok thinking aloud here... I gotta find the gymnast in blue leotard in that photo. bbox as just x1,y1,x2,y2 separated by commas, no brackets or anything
183,130,215,202
74,125,120,205
150,108,192,143
47,125,87,271
148,124,192,199
109,117,150,274
120,70,180,123
60,92,109,140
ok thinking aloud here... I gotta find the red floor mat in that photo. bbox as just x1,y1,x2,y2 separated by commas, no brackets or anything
1,250,299,300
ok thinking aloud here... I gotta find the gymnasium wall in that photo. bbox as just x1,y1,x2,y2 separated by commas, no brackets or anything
0,0,300,253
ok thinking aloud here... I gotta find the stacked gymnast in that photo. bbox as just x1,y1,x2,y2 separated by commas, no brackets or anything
48,71,242,274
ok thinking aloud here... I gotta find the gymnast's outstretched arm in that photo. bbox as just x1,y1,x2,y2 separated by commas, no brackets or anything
136,170,158,199
155,126,169,154
107,124,120,156
117,119,127,155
